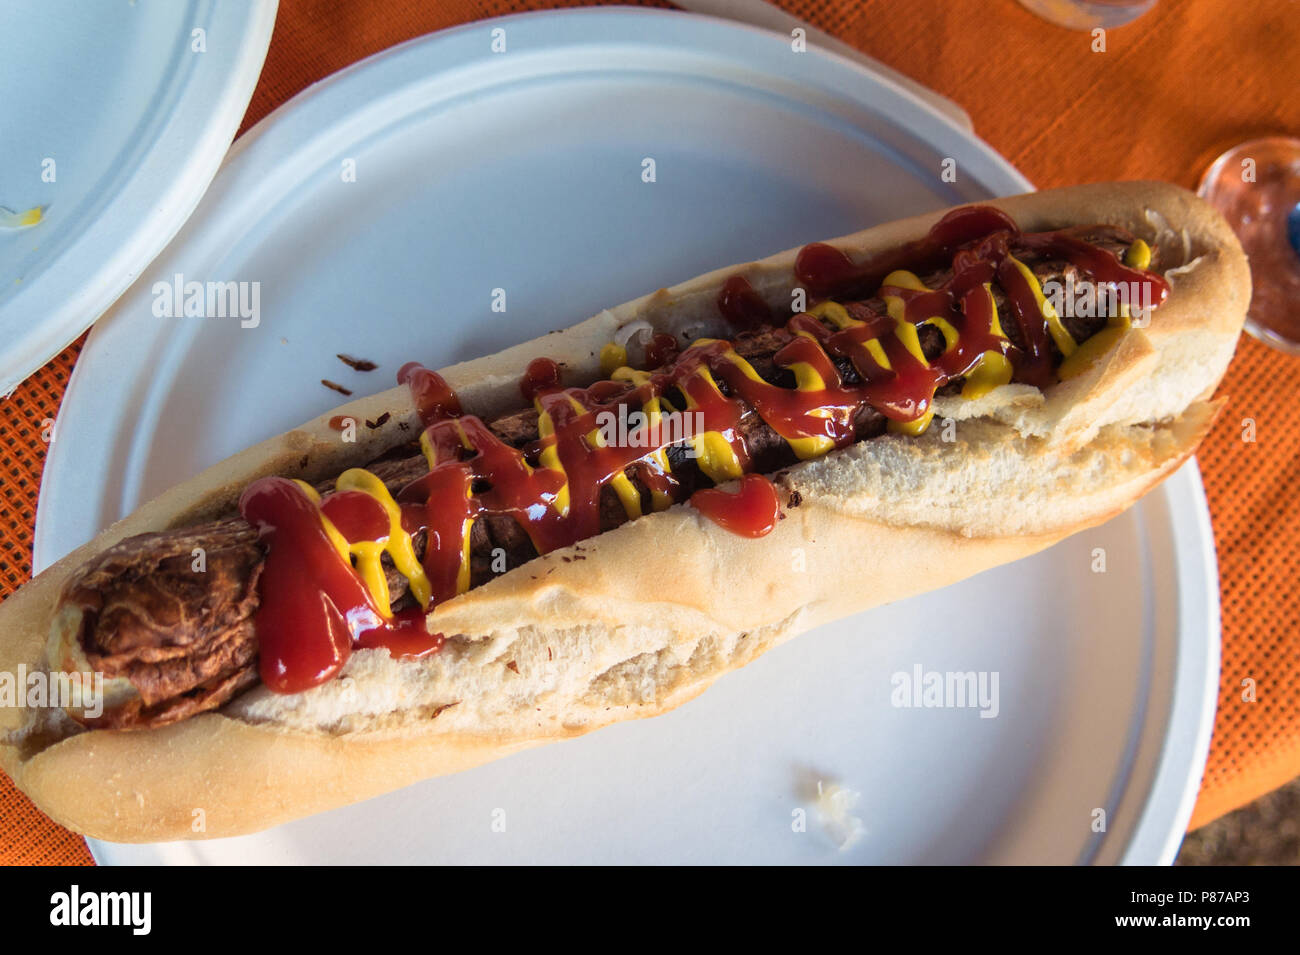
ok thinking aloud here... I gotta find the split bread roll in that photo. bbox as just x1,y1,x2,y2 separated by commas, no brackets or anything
0,181,1249,842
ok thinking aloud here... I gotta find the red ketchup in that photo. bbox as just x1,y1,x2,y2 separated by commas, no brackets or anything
355,608,445,658
398,361,461,425
795,206,1022,298
793,206,1168,393
717,275,775,329
690,474,781,538
642,332,679,370
520,357,562,401
320,490,389,542
239,477,443,694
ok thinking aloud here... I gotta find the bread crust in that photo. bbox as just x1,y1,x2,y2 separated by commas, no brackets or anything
0,182,1248,841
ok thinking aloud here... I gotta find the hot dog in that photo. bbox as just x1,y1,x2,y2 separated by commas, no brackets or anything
0,182,1249,841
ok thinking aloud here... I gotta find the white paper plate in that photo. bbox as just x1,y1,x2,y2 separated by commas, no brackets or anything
32,9,1218,865
0,0,277,394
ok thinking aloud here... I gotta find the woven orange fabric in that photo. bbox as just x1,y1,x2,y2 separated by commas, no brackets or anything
0,338,86,865
1,0,1295,863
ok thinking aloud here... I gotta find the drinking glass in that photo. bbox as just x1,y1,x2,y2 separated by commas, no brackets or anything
1016,0,1156,30
1198,137,1300,353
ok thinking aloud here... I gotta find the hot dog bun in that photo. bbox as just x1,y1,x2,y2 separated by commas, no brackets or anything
0,181,1249,842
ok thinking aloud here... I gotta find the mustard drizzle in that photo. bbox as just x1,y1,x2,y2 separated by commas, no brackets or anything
296,238,1154,617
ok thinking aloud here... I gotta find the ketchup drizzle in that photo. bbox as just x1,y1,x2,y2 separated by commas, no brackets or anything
520,357,562,401
398,361,461,422
691,474,781,538
643,332,679,370
239,478,443,693
241,206,1170,694
717,275,776,329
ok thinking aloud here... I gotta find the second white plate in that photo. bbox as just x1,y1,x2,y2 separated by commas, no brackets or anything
34,9,1218,865
0,0,277,392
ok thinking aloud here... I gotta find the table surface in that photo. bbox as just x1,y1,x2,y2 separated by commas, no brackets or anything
1,0,1297,865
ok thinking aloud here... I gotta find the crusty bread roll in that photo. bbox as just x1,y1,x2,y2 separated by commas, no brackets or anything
0,181,1249,842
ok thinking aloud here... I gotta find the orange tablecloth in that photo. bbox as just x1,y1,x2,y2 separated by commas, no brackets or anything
1,0,1296,865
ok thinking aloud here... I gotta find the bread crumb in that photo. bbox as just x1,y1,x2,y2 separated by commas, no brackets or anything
815,780,865,851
